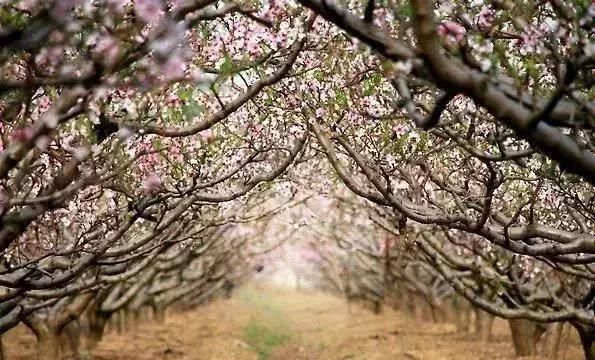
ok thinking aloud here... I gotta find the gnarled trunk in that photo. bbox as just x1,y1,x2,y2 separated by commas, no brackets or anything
0,335,4,360
474,309,494,342
116,309,127,334
540,322,565,359
574,324,595,360
373,300,382,314
60,321,82,359
75,313,108,359
36,333,61,360
25,293,94,360
429,301,447,323
153,305,166,324
450,298,471,333
508,319,545,357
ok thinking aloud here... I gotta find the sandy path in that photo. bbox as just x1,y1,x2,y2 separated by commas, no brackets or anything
3,286,582,359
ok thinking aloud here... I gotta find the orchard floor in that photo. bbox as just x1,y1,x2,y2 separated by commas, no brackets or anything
4,285,584,360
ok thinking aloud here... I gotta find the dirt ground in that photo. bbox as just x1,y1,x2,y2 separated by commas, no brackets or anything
3,286,584,360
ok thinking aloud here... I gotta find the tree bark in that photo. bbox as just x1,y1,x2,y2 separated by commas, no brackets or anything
429,301,447,323
411,298,431,321
474,309,494,342
116,309,126,334
457,311,471,333
36,333,61,360
508,319,545,357
154,306,166,324
373,300,382,314
60,321,81,359
0,335,4,360
76,312,108,359
540,322,565,359
452,299,471,333
574,324,595,360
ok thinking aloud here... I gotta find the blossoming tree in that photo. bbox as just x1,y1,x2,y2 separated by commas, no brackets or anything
1,0,595,359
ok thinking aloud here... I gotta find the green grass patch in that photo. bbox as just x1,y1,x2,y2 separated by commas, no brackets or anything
243,319,290,360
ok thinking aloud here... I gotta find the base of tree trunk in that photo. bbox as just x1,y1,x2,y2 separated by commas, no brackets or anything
575,324,595,360
540,322,565,359
508,319,545,357
37,335,61,360
474,309,494,342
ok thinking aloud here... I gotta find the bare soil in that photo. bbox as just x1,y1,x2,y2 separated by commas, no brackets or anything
3,286,584,359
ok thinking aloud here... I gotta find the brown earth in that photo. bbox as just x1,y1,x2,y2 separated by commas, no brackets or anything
3,285,584,360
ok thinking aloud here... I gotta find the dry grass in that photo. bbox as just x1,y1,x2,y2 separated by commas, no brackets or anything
3,285,584,359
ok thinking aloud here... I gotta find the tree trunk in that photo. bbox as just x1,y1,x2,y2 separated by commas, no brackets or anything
60,321,81,359
75,313,107,359
540,322,565,359
389,289,402,310
86,323,106,351
421,304,433,321
443,301,457,324
411,300,431,321
154,307,166,324
132,309,142,327
37,334,61,360
455,306,471,333
397,289,409,312
116,309,126,334
474,309,494,342
508,319,545,356
429,301,447,323
106,315,116,334
450,297,471,333
580,335,595,360
126,309,137,330
373,300,382,314
575,324,595,360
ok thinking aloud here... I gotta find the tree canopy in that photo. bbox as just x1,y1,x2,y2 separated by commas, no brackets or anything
0,0,594,358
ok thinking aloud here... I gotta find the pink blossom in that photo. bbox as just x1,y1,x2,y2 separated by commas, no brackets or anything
246,38,261,57
199,129,214,143
151,21,186,57
95,35,120,65
262,0,284,23
437,20,466,43
50,0,80,20
73,146,90,161
392,123,407,137
161,54,186,82
116,127,134,140
142,173,163,193
15,0,39,11
134,0,164,24
35,46,63,69
475,7,495,30
169,144,182,160
37,96,52,113
165,93,181,107
190,68,216,87
248,124,263,137
315,108,327,118
515,24,549,55
170,0,188,11
10,127,36,142
34,136,50,151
